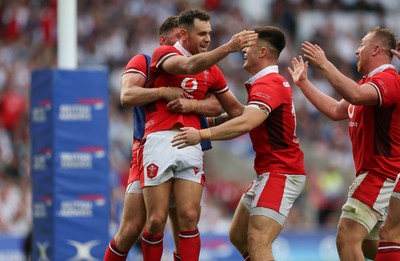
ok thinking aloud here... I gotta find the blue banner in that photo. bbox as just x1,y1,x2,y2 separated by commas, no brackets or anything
30,69,109,261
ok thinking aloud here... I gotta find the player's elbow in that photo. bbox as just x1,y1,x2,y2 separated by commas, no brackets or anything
120,92,133,107
345,95,364,105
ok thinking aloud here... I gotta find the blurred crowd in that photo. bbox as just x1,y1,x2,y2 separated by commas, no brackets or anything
0,0,399,238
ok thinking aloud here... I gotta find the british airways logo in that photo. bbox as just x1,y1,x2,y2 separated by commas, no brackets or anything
58,195,106,218
59,146,106,169
58,98,105,122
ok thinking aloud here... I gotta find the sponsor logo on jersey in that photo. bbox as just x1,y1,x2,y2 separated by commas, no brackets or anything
181,78,198,93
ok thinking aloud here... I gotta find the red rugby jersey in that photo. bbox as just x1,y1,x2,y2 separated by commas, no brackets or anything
350,65,400,180
144,42,228,136
245,65,305,175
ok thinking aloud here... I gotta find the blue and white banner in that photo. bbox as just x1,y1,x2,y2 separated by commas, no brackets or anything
30,69,110,261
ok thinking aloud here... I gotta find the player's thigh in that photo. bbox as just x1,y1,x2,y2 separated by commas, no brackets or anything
387,196,400,228
120,191,146,229
248,214,282,247
173,179,203,217
142,180,173,220
229,201,250,245
337,215,370,243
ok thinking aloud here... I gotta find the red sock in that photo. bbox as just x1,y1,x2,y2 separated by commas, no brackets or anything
179,229,200,261
103,237,128,261
173,251,181,261
141,228,163,261
243,252,251,260
375,241,400,261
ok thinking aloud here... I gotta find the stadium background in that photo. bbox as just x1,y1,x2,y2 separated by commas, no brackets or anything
0,0,400,260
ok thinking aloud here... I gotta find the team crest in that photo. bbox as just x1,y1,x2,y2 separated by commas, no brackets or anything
147,163,159,179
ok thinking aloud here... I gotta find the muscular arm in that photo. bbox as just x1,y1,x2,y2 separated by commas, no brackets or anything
120,73,185,107
302,41,379,106
215,90,245,118
289,56,348,121
166,92,222,116
205,107,267,140
161,30,258,75
171,107,267,148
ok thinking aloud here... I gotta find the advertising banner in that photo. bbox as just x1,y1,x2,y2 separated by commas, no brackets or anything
30,69,109,261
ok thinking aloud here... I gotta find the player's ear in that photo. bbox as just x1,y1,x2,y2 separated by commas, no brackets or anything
180,28,188,39
260,46,268,58
159,35,167,45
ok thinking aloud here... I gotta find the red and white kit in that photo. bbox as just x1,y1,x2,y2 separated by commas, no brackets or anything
139,42,228,187
241,65,306,225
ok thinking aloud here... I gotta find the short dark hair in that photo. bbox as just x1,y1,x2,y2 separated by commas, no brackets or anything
253,26,286,59
178,9,210,30
368,26,396,57
158,16,178,37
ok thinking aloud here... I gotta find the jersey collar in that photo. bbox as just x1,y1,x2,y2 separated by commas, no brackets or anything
244,65,279,86
366,64,398,78
174,41,192,57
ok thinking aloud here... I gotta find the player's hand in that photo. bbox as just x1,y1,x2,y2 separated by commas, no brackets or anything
392,40,400,59
167,99,196,114
301,41,328,69
160,87,188,102
171,127,201,149
228,30,258,52
288,56,309,86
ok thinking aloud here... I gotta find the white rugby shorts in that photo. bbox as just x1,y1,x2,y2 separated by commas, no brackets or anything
138,130,205,188
341,171,395,239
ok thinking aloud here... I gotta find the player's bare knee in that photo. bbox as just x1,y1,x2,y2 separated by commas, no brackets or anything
147,214,167,233
179,209,199,228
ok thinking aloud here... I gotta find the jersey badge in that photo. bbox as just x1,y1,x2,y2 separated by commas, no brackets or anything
147,163,159,179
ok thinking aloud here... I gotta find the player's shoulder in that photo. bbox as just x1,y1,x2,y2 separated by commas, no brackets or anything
126,54,147,68
123,54,150,76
